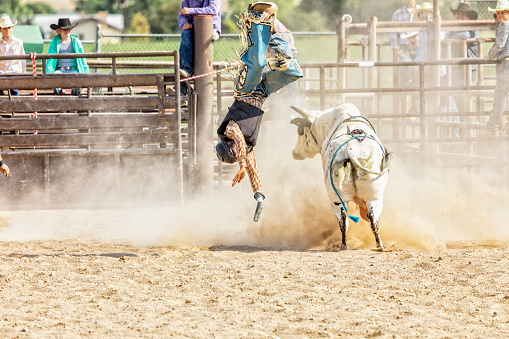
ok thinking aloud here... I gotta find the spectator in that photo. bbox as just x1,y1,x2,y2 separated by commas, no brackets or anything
414,2,441,62
484,0,509,136
446,2,479,89
0,16,26,96
177,0,222,96
391,0,420,61
215,2,303,221
46,18,89,96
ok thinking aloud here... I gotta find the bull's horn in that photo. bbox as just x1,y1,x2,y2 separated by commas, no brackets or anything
291,106,312,119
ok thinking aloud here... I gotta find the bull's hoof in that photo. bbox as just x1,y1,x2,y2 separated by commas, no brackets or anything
373,245,386,252
326,241,348,252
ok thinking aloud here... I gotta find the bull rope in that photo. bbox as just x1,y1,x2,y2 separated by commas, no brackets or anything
328,132,387,223
179,64,237,82
31,53,38,135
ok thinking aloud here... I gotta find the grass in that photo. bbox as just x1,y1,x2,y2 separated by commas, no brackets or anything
42,35,338,64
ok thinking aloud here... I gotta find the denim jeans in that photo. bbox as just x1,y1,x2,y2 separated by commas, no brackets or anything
488,61,509,131
179,29,195,96
54,68,81,96
179,29,194,78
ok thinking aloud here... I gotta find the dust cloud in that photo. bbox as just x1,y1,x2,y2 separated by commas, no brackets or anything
2,101,509,251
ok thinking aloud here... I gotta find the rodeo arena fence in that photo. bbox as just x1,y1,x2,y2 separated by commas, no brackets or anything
1,4,509,208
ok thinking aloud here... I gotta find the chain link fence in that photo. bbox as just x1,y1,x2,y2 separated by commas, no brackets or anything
469,1,498,20
41,32,337,73
95,32,338,64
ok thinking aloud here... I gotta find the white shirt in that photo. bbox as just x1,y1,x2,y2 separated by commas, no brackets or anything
0,36,26,73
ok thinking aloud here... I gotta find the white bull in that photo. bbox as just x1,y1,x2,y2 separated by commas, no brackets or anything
290,103,391,250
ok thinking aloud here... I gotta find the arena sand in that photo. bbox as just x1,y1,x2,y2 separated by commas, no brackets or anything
0,117,509,337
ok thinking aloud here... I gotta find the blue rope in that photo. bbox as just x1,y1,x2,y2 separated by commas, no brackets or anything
328,133,383,223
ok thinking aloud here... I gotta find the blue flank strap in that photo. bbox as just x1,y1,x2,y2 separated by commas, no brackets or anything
328,134,383,223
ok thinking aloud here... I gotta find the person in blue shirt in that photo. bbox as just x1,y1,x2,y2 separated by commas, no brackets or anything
177,0,222,96
46,18,89,96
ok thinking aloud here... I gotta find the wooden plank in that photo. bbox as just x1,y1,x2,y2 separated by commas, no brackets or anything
0,97,178,113
0,130,177,147
3,148,179,158
0,73,176,90
0,114,176,130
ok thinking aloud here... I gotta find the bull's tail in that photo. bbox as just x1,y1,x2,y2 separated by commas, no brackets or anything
329,133,390,223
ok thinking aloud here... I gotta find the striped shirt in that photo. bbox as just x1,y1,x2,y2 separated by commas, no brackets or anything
487,21,509,61
225,120,263,194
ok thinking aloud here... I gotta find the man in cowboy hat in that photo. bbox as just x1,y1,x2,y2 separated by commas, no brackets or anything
216,2,303,221
483,0,509,136
46,18,89,96
447,3,479,115
451,2,478,20
0,15,26,96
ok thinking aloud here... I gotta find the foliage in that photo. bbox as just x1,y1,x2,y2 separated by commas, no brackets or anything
299,0,462,27
1,0,56,23
221,0,328,33
4,0,474,35
75,0,130,14
127,12,151,40
24,3,56,15
127,0,182,34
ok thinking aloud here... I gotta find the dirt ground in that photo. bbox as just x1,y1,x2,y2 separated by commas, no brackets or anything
0,238,507,338
1,144,508,337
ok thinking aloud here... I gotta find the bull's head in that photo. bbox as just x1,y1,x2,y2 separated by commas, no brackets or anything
290,106,320,160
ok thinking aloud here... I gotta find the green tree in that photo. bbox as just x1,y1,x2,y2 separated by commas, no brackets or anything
300,0,461,26
222,0,326,33
75,0,130,14
132,0,181,34
25,2,57,15
127,12,151,39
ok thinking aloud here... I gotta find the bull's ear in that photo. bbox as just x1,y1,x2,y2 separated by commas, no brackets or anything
291,106,312,119
290,117,312,128
290,117,301,126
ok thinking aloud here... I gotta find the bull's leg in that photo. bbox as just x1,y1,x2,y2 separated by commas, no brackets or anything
368,206,385,251
339,207,349,250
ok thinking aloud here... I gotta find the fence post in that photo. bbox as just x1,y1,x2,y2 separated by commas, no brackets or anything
337,15,351,104
193,15,214,197
368,16,377,113
96,24,101,53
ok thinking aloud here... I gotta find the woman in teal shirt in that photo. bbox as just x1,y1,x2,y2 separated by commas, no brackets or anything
47,18,89,96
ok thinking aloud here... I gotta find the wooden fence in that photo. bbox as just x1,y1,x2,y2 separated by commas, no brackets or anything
0,51,186,208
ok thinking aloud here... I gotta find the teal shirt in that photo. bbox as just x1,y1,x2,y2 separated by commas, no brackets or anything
46,35,89,74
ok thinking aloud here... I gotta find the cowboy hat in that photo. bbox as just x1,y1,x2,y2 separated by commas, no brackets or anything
414,2,434,21
0,16,17,28
401,31,419,39
451,3,478,20
50,18,78,30
489,0,509,12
